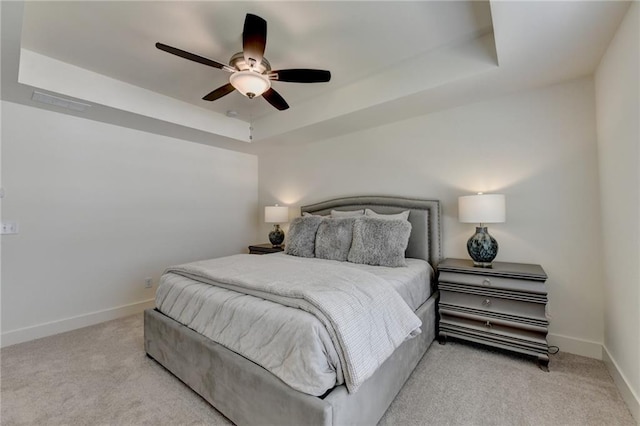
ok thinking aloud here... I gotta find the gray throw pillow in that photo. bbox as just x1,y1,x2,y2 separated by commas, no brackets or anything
347,217,412,267
315,218,356,262
285,216,323,258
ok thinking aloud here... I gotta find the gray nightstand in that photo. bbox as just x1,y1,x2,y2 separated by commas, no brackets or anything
248,243,284,255
437,258,550,369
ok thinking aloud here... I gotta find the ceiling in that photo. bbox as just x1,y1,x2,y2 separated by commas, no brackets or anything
0,1,631,154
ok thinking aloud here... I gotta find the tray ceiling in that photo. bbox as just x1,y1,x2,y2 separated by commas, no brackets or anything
1,1,630,152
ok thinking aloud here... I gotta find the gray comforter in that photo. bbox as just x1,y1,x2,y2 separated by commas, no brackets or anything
157,254,422,394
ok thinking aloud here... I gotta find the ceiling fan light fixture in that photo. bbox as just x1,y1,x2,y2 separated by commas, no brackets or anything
230,70,271,99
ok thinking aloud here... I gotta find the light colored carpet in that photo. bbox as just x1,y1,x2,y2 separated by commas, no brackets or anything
1,314,635,425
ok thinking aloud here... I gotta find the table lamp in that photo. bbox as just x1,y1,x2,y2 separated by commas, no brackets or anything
458,193,506,267
265,204,288,247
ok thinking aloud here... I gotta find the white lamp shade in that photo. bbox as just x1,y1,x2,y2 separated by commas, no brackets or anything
265,205,289,223
458,194,506,224
230,71,271,98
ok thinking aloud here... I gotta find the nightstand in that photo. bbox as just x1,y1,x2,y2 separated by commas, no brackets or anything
248,243,284,255
437,258,549,369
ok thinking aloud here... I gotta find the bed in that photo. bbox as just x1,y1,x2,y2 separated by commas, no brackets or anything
144,195,442,425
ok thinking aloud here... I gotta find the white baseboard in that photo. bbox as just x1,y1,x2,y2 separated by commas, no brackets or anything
603,345,640,423
0,298,155,348
547,333,603,359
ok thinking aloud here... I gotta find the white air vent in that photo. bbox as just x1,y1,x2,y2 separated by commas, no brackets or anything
31,91,90,112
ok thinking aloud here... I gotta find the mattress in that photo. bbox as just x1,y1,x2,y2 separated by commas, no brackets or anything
155,254,433,396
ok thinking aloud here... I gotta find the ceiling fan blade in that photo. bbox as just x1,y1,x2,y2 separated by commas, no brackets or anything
202,83,236,101
269,69,331,83
242,14,267,68
262,88,289,111
156,42,228,70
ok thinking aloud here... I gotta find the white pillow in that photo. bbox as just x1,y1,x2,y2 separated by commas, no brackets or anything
365,208,410,221
302,212,328,218
331,209,365,218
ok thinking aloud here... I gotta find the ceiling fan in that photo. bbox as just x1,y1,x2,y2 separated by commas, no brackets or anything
156,13,331,111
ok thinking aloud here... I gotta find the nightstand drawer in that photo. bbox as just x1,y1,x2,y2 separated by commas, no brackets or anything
439,315,548,351
440,290,546,321
439,305,548,333
438,282,547,304
439,271,546,295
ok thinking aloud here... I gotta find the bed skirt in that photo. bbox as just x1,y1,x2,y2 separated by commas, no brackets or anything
144,293,437,426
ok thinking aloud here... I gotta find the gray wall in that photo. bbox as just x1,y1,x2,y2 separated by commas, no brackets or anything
595,2,639,420
258,77,604,357
1,101,258,345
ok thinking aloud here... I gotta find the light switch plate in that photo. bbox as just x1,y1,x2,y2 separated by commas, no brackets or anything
1,222,19,234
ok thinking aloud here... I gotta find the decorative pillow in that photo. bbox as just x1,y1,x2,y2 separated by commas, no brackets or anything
365,208,410,221
315,218,356,261
347,217,412,267
331,209,365,218
285,216,323,258
302,212,328,218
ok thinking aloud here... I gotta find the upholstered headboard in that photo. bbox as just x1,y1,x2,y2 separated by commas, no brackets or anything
301,196,442,266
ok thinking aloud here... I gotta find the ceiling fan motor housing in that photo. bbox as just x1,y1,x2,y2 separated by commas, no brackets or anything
229,52,271,73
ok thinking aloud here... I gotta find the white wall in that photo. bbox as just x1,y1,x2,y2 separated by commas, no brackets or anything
259,78,604,357
595,2,640,420
1,101,258,346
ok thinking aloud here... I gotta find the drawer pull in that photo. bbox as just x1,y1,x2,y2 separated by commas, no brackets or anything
482,298,492,307
485,321,492,329
482,279,491,286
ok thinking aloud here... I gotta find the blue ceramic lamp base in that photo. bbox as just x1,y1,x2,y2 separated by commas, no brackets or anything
467,226,498,268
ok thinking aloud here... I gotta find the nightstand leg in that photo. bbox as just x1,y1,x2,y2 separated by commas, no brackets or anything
537,355,549,372
438,332,447,345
